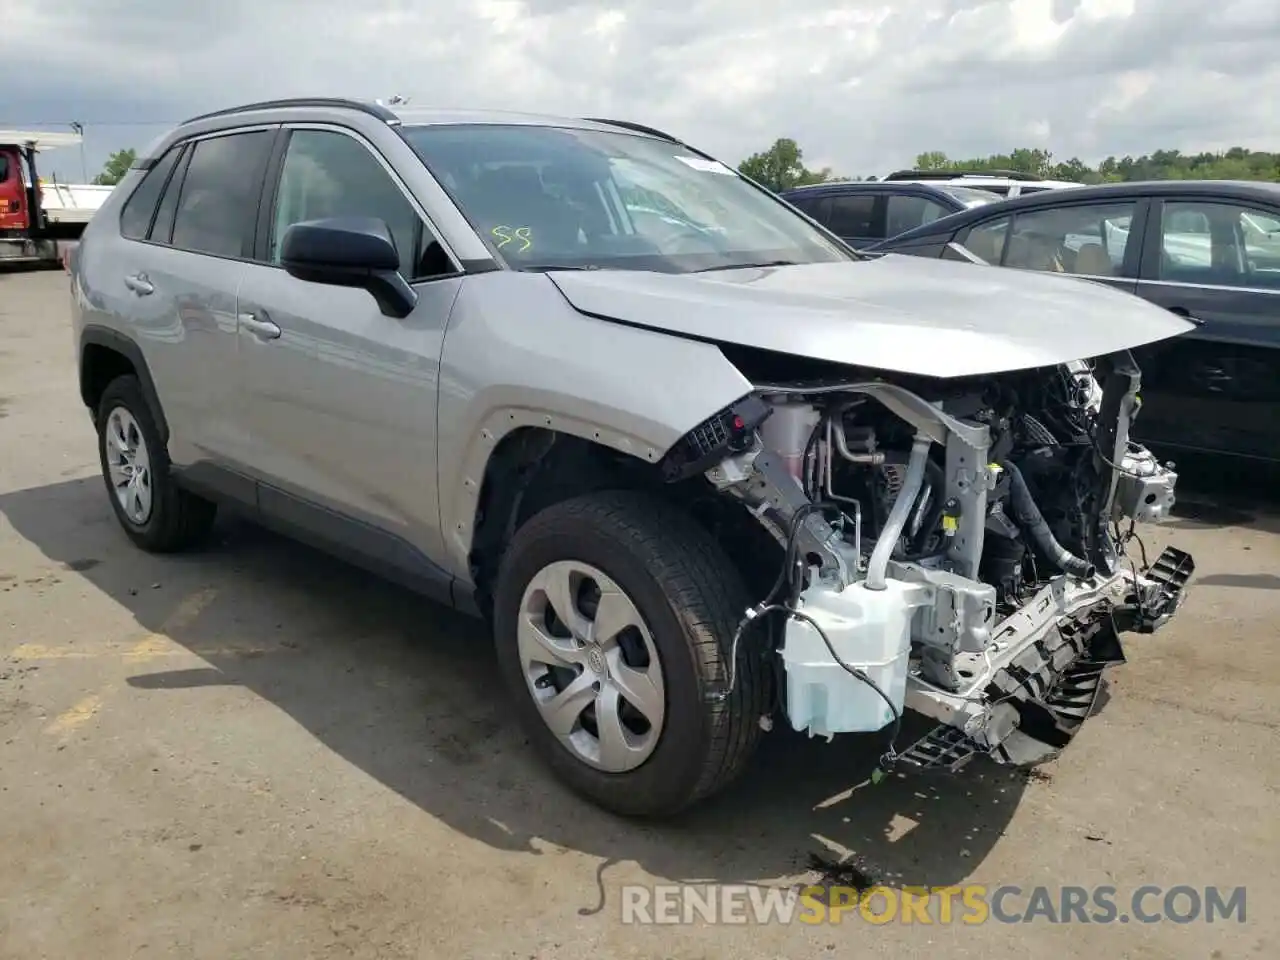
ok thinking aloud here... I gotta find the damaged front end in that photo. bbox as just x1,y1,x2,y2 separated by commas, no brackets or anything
664,351,1194,774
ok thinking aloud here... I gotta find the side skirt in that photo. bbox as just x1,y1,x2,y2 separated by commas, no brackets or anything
171,461,471,614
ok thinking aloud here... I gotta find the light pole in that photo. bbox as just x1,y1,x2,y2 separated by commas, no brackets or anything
69,121,87,181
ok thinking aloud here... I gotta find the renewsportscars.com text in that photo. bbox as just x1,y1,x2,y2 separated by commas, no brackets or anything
620,883,1247,926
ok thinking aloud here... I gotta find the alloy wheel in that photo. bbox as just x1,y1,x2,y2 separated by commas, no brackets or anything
103,406,153,525
516,559,666,772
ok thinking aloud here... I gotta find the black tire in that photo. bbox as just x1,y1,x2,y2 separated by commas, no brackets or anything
95,374,216,553
493,490,771,817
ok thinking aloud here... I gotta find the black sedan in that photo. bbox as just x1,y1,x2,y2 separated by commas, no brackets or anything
867,180,1280,465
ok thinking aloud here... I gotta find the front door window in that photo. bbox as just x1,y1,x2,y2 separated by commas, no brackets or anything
1158,200,1280,289
271,129,453,280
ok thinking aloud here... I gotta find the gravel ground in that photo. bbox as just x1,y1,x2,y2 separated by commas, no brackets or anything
1,266,1276,959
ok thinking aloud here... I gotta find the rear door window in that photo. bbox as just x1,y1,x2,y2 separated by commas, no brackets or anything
171,130,274,259
823,193,879,240
1002,202,1137,275
954,216,1011,264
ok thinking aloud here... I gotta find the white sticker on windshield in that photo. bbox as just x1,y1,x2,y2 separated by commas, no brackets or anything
675,156,736,174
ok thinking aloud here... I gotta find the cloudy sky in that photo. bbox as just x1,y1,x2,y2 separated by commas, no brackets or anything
5,0,1279,182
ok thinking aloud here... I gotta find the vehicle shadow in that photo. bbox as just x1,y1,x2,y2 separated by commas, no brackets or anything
0,261,62,276
1159,451,1280,534
3,477,1034,897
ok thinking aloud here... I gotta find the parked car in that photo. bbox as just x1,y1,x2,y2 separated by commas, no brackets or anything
881,168,1085,198
779,180,999,249
867,180,1280,464
69,98,1193,817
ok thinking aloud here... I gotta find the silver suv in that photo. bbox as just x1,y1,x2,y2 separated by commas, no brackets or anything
70,98,1195,816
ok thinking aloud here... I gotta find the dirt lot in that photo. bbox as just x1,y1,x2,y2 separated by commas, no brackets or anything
1,266,1277,959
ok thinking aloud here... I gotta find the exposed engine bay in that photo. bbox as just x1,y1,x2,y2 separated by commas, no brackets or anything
664,349,1194,774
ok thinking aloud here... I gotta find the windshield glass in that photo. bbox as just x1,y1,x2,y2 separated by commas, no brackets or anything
401,123,854,272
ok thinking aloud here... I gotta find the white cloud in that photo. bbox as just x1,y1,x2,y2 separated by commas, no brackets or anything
3,0,1278,180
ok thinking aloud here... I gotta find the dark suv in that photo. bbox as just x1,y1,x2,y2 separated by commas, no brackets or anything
779,180,998,249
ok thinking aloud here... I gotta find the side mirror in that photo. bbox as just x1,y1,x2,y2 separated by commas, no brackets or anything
280,216,418,319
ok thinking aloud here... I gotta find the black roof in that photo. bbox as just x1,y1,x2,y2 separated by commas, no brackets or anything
870,178,1280,248
994,179,1280,204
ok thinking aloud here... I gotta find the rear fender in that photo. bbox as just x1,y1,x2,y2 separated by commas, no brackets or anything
79,324,169,444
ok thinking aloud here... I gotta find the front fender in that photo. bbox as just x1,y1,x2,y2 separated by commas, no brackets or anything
435,273,754,579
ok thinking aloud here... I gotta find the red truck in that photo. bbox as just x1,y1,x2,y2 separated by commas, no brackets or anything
1,129,113,267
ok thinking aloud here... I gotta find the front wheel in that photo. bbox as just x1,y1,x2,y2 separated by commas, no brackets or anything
493,490,771,816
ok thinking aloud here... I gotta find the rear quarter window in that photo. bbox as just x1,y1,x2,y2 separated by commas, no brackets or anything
119,147,184,241
885,194,950,236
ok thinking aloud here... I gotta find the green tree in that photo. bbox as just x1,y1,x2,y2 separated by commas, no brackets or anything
911,147,1280,183
914,151,950,171
738,138,837,192
92,148,136,186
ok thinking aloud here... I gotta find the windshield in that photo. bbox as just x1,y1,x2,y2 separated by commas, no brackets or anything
401,123,854,273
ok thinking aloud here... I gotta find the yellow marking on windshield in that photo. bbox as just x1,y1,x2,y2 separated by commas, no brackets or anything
491,225,532,252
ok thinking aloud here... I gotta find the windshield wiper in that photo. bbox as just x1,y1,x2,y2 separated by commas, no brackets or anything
690,259,799,273
517,264,601,273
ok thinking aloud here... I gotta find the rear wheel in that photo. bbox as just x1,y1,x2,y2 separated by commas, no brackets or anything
493,490,770,816
96,375,216,552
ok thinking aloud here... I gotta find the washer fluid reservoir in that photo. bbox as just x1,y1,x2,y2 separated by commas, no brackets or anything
781,579,927,739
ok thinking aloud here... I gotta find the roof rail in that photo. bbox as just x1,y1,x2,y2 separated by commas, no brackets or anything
180,97,401,126
884,168,1042,182
971,169,1042,181
582,117,680,143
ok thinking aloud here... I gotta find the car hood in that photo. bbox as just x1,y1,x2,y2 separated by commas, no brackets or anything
546,255,1194,379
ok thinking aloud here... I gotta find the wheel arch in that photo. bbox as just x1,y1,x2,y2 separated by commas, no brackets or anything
458,411,787,619
79,325,169,445
440,383,756,583
453,414,672,616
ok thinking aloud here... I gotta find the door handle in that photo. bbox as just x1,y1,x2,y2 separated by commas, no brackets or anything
238,312,281,340
1167,306,1204,326
124,273,154,296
